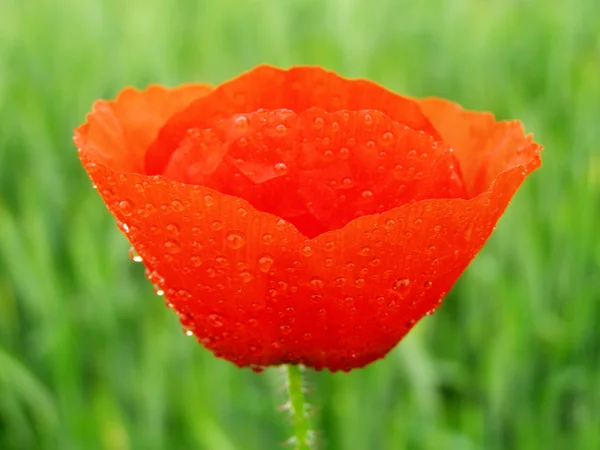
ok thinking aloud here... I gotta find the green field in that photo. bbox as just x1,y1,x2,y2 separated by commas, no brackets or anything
1,0,599,449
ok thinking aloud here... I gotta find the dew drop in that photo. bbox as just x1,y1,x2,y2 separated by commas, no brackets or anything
393,278,411,297
342,178,353,188
191,256,203,267
354,278,366,288
363,114,373,125
324,241,335,252
314,117,324,129
331,121,340,132
324,258,333,267
153,285,164,296
370,258,381,267
145,203,157,214
273,162,288,176
208,313,223,327
164,240,182,253
171,200,185,212
118,200,133,216
381,131,394,145
384,218,396,231
339,147,350,159
204,194,215,207
211,220,223,231
128,247,143,263
240,271,254,283
235,115,248,130
166,223,180,237
301,245,313,257
361,190,373,199
275,124,287,136
309,277,324,290
215,256,229,268
359,246,370,256
424,280,433,289
226,231,245,250
258,255,275,273
335,276,346,287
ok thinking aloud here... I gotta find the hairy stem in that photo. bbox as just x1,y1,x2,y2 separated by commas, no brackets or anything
285,364,312,449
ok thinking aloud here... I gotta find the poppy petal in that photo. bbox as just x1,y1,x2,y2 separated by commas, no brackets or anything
416,97,541,196
145,66,441,175
160,107,465,237
83,84,212,172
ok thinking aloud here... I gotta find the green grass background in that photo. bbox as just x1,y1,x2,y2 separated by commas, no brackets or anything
1,0,599,448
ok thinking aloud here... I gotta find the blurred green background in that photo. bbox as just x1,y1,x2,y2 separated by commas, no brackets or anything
1,0,599,449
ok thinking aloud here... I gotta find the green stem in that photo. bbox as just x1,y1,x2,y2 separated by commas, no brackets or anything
285,364,312,449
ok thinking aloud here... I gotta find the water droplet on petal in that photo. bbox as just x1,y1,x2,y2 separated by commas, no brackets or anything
166,223,180,237
361,190,373,199
208,313,223,327
258,256,274,273
275,124,287,136
171,200,185,212
211,220,223,231
314,117,324,129
190,255,203,267
301,245,313,257
310,277,324,290
381,131,394,145
273,162,288,176
393,278,411,298
354,278,365,288
204,194,215,207
226,231,245,250
384,218,396,231
335,276,346,287
119,200,133,216
235,115,248,131
164,240,182,253
240,271,254,283
128,247,143,262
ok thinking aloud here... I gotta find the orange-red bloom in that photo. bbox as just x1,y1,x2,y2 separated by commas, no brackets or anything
74,66,541,372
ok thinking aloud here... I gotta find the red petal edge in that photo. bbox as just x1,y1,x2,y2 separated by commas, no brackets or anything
74,69,541,372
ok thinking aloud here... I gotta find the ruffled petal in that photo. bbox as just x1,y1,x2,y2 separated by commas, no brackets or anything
145,66,441,175
417,97,541,197
82,84,212,172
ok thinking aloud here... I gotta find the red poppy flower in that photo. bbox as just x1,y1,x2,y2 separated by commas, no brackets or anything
74,66,541,372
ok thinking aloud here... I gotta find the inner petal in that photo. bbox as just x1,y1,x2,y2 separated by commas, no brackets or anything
145,66,440,175
160,108,466,238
